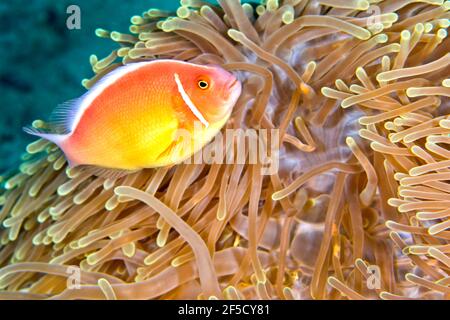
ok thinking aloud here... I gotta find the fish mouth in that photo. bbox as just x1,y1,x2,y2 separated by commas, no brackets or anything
227,78,239,90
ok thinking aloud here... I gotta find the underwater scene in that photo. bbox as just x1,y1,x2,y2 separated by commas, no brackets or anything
0,0,449,300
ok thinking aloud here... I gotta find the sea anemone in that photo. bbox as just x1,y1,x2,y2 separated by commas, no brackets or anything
0,0,449,300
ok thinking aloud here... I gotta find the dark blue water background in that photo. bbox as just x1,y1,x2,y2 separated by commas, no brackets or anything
0,0,186,172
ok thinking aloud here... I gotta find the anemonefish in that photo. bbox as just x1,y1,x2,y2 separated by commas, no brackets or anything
24,60,242,177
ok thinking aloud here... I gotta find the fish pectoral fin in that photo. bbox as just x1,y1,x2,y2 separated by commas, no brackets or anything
156,140,182,163
78,165,140,180
156,133,192,164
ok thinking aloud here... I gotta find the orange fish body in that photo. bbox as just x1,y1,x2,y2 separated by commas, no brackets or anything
25,60,241,172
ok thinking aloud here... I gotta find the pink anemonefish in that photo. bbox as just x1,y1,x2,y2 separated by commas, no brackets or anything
24,60,242,178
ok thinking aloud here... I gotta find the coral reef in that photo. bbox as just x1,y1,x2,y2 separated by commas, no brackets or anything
0,0,449,299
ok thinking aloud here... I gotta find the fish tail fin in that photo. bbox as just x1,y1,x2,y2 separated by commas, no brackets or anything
23,127,82,168
23,126,69,148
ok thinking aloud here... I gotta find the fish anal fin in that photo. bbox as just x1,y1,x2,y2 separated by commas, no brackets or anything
78,165,139,180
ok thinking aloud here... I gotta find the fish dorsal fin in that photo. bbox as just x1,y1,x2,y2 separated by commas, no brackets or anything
78,165,139,180
23,97,84,138
174,73,209,128
48,98,84,134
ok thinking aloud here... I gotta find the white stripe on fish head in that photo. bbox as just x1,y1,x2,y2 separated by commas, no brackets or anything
174,73,210,128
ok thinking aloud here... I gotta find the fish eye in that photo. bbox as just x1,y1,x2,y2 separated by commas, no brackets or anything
197,80,209,90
